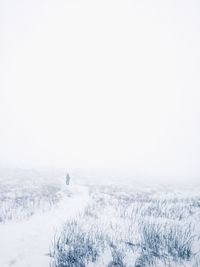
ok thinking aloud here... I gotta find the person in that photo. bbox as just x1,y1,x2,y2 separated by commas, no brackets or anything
66,173,70,185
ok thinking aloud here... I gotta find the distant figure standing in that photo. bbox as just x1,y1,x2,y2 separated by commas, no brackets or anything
66,173,70,185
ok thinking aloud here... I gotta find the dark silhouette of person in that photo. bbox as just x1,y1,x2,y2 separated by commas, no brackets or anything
66,173,70,185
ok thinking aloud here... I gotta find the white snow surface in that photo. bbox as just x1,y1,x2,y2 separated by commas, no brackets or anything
0,184,90,267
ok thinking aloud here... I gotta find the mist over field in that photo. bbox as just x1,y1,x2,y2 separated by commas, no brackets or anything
1,0,200,266
1,0,200,183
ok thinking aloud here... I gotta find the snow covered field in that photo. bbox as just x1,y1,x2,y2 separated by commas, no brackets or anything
0,169,90,267
0,169,200,267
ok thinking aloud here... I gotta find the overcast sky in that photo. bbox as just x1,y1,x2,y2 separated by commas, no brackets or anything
0,0,200,180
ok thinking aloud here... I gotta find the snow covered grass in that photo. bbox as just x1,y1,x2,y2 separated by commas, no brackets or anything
51,185,200,267
1,168,200,267
0,183,64,222
0,169,68,223
0,177,90,267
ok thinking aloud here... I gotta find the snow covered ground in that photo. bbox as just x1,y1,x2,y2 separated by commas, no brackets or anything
0,169,90,267
51,185,200,267
0,169,200,267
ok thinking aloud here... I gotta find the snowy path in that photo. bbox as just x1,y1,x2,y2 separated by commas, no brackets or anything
0,185,90,267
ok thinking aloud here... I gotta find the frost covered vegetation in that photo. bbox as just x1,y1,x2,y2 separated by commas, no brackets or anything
0,183,63,222
0,169,65,222
50,185,200,267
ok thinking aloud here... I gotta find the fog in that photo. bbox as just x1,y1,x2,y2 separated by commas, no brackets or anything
0,0,200,183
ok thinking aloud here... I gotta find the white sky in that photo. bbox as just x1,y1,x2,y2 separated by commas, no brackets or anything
0,0,200,180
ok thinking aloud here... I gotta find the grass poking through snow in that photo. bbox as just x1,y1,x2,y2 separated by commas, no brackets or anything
50,185,200,267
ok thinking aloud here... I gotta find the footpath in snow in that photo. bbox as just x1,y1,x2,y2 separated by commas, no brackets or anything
0,184,90,267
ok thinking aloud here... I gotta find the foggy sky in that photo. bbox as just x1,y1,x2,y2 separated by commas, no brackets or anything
0,0,200,180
